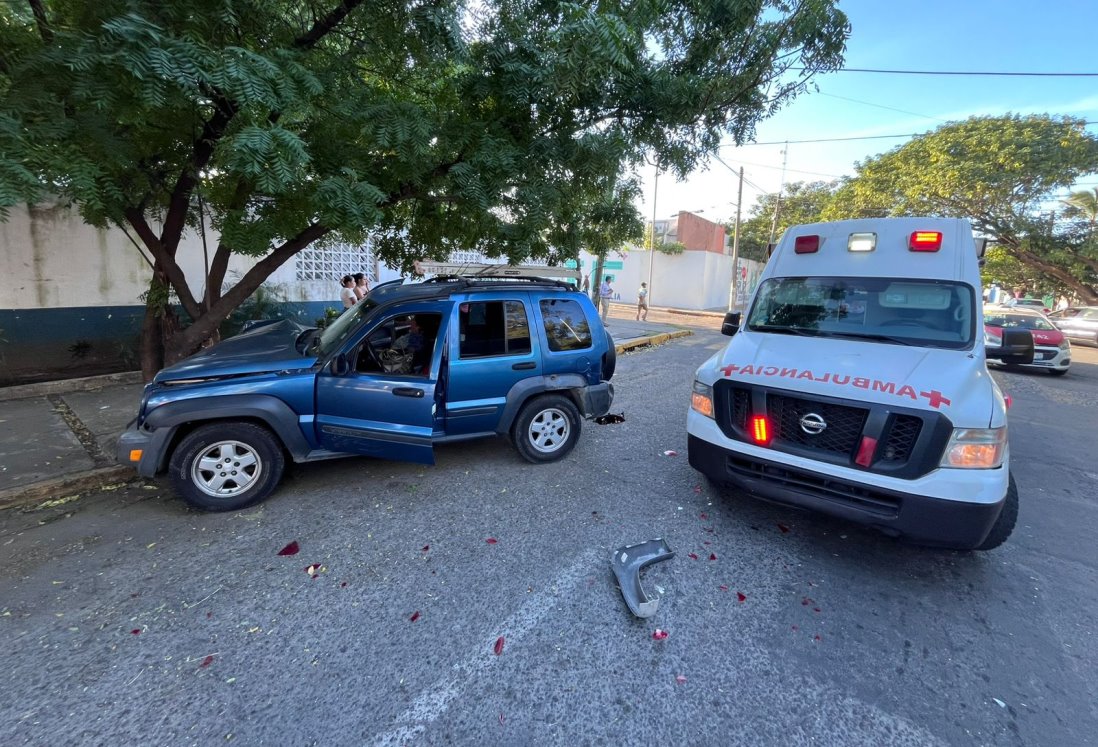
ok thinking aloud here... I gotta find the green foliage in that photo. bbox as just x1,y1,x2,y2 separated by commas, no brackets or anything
657,241,687,256
315,307,341,329
1,0,849,363
824,114,1098,300
733,180,838,261
220,282,286,338
1062,187,1098,226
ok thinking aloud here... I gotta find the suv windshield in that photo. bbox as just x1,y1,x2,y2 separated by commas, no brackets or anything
314,298,379,356
746,277,976,349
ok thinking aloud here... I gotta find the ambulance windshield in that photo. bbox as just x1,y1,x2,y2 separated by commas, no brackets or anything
746,277,976,349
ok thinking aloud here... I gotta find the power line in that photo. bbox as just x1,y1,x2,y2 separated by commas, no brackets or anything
732,120,1098,147
797,67,1098,77
814,92,948,123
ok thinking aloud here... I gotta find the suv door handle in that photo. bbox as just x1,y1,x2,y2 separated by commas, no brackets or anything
393,387,425,398
512,362,537,370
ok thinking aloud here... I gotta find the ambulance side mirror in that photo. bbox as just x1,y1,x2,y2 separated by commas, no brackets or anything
721,312,742,337
986,328,1034,365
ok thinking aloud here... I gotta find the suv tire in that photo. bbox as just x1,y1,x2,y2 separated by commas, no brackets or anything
974,472,1018,551
512,394,581,463
169,422,285,511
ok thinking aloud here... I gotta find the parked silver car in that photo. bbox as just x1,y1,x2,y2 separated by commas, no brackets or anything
1048,306,1098,346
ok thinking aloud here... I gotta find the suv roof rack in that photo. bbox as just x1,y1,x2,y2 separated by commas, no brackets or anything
413,261,581,282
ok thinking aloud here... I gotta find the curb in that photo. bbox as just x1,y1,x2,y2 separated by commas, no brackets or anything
616,329,692,353
0,371,143,402
0,465,137,512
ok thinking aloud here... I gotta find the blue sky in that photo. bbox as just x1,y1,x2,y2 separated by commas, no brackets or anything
641,0,1098,225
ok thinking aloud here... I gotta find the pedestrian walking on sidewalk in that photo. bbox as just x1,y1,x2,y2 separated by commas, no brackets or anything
636,282,649,321
598,275,614,323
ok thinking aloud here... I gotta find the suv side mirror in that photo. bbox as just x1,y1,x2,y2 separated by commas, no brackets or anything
986,328,1034,365
721,312,742,337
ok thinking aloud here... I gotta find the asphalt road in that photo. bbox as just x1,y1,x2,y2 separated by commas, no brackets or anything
2,332,1096,746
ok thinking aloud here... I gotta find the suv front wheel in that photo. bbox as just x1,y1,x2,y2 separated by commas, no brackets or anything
169,422,286,511
512,394,581,463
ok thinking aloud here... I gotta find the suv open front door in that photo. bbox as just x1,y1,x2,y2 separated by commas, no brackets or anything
314,307,449,465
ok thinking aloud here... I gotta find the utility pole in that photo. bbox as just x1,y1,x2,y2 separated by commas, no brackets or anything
728,166,744,312
647,164,660,306
767,143,789,246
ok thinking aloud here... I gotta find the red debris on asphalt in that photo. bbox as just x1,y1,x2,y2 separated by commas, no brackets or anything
814,634,822,642
277,541,300,556
200,655,215,668
499,713,505,726
777,523,790,534
802,597,814,606
813,607,821,613
485,538,498,545
494,636,505,655
341,581,348,588
718,585,729,592
652,629,669,640
699,512,708,520
409,611,421,622
663,450,678,456
131,629,141,635
791,625,799,631
421,545,430,552
675,675,688,684
708,553,717,561
688,553,699,560
737,592,747,602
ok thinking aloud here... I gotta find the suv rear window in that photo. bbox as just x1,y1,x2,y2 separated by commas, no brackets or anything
539,299,593,352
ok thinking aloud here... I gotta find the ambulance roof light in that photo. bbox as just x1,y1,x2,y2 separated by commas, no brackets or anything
794,235,820,254
909,231,943,252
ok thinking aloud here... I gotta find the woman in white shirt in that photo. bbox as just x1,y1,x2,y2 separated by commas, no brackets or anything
339,275,357,309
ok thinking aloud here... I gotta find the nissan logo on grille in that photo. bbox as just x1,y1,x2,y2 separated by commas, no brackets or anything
799,412,827,435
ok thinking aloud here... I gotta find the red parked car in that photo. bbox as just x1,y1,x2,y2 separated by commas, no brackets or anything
983,307,1070,376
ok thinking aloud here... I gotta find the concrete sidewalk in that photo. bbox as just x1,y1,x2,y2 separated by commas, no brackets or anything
0,315,698,510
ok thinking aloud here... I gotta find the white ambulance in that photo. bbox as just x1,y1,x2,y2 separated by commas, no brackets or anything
687,217,1032,550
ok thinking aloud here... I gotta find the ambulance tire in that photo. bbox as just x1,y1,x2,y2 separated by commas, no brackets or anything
975,473,1018,551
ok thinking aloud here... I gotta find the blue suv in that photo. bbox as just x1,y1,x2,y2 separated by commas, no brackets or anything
118,275,616,510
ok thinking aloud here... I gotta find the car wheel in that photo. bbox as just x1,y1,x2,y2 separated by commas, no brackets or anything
511,394,581,463
168,422,285,511
974,472,1018,551
1048,368,1068,376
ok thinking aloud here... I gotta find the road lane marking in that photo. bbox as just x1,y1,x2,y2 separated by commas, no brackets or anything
370,549,600,746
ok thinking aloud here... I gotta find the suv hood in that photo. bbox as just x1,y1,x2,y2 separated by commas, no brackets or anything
709,332,994,424
154,319,318,383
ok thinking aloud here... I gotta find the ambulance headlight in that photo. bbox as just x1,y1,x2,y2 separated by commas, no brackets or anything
940,427,1006,469
691,381,714,418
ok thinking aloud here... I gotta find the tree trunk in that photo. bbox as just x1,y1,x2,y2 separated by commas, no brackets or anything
139,303,163,382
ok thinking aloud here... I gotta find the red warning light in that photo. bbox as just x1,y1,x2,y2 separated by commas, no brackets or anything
909,231,943,252
794,235,820,254
751,415,770,445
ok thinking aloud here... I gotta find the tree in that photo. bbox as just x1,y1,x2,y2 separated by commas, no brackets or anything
1062,187,1098,228
732,180,838,261
1,0,849,378
824,114,1098,301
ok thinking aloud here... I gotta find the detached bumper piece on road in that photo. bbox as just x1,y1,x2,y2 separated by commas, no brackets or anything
611,538,675,618
688,436,1005,549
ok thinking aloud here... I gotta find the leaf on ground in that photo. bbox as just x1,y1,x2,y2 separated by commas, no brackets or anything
708,553,717,561
494,636,505,655
737,592,747,602
304,563,322,577
131,629,141,635
675,675,687,684
409,611,421,622
663,450,678,456
277,541,300,556
200,655,214,668
652,629,668,640
688,553,699,560
421,545,430,552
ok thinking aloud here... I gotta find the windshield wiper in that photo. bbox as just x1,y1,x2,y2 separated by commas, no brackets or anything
820,331,915,346
749,325,821,337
